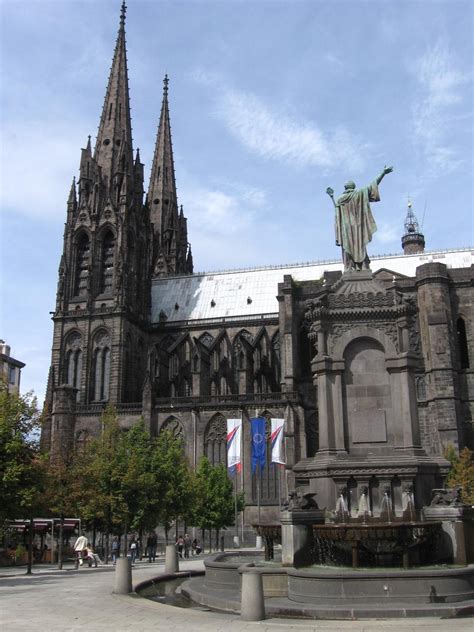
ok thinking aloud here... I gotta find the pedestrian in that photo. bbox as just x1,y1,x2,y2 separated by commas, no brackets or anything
111,537,119,565
176,535,184,559
146,532,157,563
184,534,191,559
129,536,137,566
84,546,100,567
73,532,88,568
192,538,202,555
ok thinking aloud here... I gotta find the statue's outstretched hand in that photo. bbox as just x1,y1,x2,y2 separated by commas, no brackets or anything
383,165,394,175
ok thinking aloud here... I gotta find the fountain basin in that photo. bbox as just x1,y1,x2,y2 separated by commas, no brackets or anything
313,520,441,568
288,565,474,605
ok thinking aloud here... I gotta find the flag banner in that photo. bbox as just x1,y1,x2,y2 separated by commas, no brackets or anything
251,417,266,473
226,418,242,475
270,418,285,465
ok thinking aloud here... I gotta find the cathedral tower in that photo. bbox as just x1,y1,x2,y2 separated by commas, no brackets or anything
402,199,425,255
43,3,168,456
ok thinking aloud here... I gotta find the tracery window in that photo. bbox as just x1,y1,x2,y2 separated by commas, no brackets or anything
251,412,279,504
74,233,90,296
160,416,184,441
92,331,111,401
204,414,227,466
100,230,115,294
65,332,82,402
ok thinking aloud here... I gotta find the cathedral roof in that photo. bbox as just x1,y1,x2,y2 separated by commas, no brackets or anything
150,247,473,324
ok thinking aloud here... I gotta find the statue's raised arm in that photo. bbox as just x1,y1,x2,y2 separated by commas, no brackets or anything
329,165,394,272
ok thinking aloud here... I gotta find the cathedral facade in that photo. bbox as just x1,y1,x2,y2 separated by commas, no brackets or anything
41,5,473,525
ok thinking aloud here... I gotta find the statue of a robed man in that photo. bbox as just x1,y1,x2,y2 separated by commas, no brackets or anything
326,166,393,271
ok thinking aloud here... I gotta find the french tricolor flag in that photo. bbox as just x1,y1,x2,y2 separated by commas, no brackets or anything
227,418,242,475
270,418,285,465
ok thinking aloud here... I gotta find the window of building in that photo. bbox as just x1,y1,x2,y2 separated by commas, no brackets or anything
457,317,470,369
74,233,90,296
204,414,227,466
100,231,115,294
8,365,16,384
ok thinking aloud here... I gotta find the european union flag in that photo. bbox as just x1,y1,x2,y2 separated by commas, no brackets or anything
251,417,266,473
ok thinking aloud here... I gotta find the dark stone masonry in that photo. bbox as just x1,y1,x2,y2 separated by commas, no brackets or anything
41,5,473,528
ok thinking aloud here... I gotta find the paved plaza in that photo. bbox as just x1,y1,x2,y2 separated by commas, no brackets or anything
0,556,473,632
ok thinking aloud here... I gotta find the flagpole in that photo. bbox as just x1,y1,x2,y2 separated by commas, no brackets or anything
255,408,261,527
234,469,238,541
240,409,244,546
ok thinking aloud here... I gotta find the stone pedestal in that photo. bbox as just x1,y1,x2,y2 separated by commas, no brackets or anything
280,510,325,567
113,557,132,594
165,544,179,573
239,565,265,621
423,505,474,565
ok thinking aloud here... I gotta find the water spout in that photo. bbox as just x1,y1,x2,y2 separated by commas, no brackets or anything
335,489,349,523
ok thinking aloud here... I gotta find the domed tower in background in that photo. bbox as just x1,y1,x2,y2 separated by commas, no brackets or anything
402,198,425,254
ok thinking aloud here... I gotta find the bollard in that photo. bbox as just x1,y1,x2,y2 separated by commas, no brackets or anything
240,566,265,621
255,535,263,549
165,544,179,573
233,535,240,548
113,557,132,594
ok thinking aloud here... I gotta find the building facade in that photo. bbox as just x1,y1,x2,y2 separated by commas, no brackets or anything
41,5,473,524
0,340,25,394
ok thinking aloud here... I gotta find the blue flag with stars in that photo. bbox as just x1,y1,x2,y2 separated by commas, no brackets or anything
251,417,266,473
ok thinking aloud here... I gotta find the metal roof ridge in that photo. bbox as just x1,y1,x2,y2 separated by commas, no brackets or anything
151,246,473,282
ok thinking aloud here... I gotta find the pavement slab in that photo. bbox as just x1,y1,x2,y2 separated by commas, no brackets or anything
1,557,473,631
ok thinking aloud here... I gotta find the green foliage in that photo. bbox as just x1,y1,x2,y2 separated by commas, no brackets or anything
445,446,474,504
0,382,44,526
194,457,244,533
151,430,195,536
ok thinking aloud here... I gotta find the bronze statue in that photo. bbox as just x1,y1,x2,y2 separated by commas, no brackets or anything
326,166,393,271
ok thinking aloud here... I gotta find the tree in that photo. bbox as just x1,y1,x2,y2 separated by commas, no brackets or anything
194,457,244,550
71,405,129,561
151,430,195,541
445,446,474,504
0,382,45,573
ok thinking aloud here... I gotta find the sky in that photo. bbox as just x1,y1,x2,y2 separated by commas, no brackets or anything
0,0,472,403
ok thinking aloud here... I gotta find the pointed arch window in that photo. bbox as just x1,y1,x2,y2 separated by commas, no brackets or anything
92,331,111,402
64,332,82,402
204,414,227,466
74,233,90,296
100,231,115,294
160,416,184,441
251,413,279,504
457,317,470,369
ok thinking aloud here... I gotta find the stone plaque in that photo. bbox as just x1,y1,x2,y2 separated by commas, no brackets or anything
352,410,387,443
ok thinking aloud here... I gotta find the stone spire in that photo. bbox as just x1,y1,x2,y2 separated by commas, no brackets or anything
94,1,134,191
147,74,178,239
402,198,425,254
147,75,192,276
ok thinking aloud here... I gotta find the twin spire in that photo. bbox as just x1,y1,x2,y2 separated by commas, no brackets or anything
94,0,133,186
83,2,192,276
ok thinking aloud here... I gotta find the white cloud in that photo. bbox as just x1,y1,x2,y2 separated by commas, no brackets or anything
179,180,270,269
0,121,86,219
373,221,399,246
193,70,369,173
411,41,469,175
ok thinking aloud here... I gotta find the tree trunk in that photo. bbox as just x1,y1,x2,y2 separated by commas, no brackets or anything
26,517,33,575
105,532,110,565
92,524,96,548
58,517,64,570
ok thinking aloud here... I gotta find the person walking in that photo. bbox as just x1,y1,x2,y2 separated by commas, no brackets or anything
111,537,119,565
183,534,191,559
146,532,157,563
176,535,184,559
129,536,137,566
73,532,88,568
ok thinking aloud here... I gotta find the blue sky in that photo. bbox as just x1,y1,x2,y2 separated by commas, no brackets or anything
1,0,472,402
